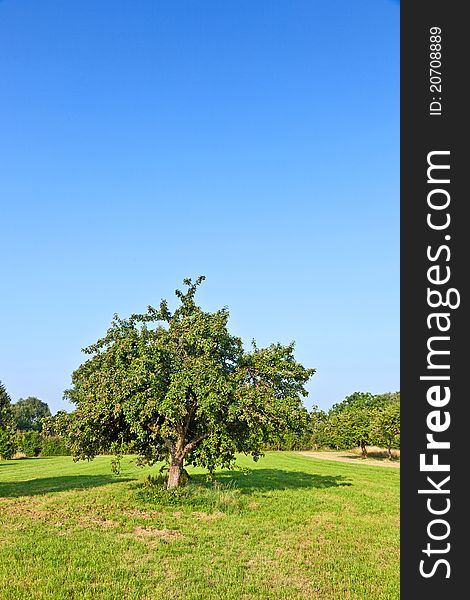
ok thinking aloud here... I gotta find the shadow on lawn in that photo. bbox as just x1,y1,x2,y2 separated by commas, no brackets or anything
190,469,351,492
339,453,400,463
0,474,130,498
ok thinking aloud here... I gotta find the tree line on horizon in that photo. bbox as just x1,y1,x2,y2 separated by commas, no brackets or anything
0,387,69,459
265,391,400,458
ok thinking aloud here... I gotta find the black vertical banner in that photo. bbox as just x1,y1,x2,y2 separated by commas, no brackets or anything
401,2,468,598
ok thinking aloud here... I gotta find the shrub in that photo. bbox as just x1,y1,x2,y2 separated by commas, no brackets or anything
16,430,43,457
41,435,71,456
15,431,71,457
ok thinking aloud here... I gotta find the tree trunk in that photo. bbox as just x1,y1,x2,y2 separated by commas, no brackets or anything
388,445,392,460
166,429,208,489
360,440,368,458
167,457,183,489
166,432,186,489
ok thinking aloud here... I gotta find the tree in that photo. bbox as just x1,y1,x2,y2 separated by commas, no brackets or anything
12,397,51,431
0,380,16,459
322,408,370,456
264,406,311,451
328,392,387,456
15,430,43,457
0,381,12,425
323,391,400,457
64,277,315,488
370,397,400,459
309,407,329,449
41,411,73,456
42,411,71,437
330,391,387,415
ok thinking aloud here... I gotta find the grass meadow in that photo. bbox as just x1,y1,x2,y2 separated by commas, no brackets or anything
0,452,399,599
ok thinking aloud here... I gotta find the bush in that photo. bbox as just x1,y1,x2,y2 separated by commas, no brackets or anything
15,431,71,457
41,435,71,456
16,430,43,457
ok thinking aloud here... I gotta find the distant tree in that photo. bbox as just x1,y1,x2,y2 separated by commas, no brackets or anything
264,406,312,451
0,428,16,460
0,381,16,459
15,430,43,457
42,411,71,437
12,397,51,431
0,381,12,422
64,277,315,488
323,409,371,456
309,407,329,449
40,435,71,457
328,392,384,456
330,391,387,415
324,391,400,457
41,411,73,456
370,396,400,459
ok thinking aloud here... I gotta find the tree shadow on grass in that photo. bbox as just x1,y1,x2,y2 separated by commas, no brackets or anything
339,453,400,463
189,469,351,493
0,475,131,498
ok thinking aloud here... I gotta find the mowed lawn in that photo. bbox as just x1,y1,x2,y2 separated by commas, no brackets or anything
0,453,399,600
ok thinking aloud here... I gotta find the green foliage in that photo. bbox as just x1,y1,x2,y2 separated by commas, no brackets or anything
64,277,315,486
41,435,71,456
333,407,373,453
328,392,391,453
14,411,73,457
370,398,400,456
330,391,387,414
12,396,51,431
312,391,400,456
263,406,312,450
15,429,71,457
0,381,16,459
309,407,329,448
41,412,73,455
42,410,72,437
0,380,12,427
16,430,43,457
0,427,16,460
375,391,400,406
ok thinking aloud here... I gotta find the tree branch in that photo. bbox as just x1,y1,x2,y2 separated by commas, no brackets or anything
182,433,209,457
182,389,198,437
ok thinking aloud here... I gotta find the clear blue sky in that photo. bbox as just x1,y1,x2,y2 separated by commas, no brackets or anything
0,0,399,414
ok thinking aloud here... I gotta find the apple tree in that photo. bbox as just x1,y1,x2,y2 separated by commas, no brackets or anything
64,277,315,487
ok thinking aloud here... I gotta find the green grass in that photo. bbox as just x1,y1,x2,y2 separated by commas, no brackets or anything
0,453,399,599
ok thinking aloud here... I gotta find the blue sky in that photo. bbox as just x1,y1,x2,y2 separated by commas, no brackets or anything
0,0,399,414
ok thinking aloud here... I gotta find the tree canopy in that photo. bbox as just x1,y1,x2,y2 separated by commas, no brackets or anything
12,397,51,431
64,277,315,487
370,397,400,458
312,391,400,457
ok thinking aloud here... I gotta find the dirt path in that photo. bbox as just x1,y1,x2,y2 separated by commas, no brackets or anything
299,451,400,468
